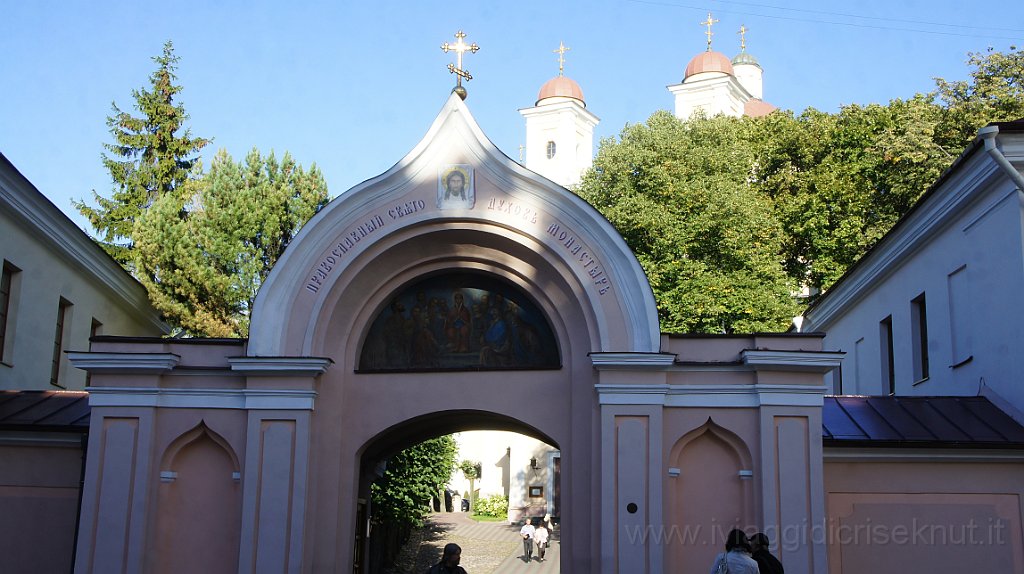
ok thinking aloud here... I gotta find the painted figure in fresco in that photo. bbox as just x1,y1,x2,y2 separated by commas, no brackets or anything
412,304,440,367
444,170,467,201
479,306,511,366
446,290,472,353
430,297,448,348
359,273,559,371
382,299,411,367
509,313,542,364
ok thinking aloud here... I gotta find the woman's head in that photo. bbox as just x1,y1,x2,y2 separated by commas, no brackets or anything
725,528,751,552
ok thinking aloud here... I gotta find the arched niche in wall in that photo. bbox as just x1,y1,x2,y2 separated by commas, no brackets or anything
667,418,755,574
152,422,242,574
357,271,561,372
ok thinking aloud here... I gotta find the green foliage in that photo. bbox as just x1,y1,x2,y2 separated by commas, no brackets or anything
578,47,1024,325
459,459,481,480
578,111,799,333
370,435,458,528
934,45,1024,152
472,494,509,518
75,41,209,265
747,97,949,291
133,148,328,336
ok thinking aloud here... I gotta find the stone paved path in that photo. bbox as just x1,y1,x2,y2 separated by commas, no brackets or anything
397,512,560,573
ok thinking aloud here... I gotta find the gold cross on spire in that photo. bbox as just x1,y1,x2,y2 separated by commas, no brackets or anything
553,41,571,77
441,30,480,96
738,24,748,51
701,12,719,51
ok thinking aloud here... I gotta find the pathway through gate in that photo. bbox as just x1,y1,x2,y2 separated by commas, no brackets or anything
387,512,560,573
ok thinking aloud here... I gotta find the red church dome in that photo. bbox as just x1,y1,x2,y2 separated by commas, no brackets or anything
536,76,586,106
684,51,735,80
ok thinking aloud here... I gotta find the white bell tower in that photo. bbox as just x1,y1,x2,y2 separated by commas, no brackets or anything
519,42,599,188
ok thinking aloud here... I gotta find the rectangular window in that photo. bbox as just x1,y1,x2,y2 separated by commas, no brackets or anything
880,315,895,395
0,261,20,363
948,265,972,367
0,261,14,360
911,293,930,382
50,297,72,388
853,337,865,393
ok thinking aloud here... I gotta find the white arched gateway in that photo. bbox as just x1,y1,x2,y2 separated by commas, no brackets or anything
71,94,836,574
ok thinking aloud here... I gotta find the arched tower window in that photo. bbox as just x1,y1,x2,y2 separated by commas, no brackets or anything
546,141,557,159
358,272,560,372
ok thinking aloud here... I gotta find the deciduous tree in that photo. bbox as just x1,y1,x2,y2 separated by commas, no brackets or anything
578,111,799,333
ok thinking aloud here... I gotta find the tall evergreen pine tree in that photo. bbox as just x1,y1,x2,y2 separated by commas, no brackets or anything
75,40,209,265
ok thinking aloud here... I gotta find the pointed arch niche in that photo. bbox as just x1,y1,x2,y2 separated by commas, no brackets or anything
667,418,755,573
152,422,242,574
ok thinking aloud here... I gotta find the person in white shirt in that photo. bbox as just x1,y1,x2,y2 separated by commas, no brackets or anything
533,523,550,562
709,529,759,574
519,520,536,562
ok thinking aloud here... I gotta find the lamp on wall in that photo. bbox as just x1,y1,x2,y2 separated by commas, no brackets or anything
530,457,539,470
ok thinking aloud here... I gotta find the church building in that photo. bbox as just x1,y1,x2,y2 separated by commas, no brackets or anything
2,23,1023,574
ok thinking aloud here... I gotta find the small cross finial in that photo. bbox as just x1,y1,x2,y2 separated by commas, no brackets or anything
701,12,719,51
553,41,571,77
441,30,480,96
518,144,525,163
738,24,748,51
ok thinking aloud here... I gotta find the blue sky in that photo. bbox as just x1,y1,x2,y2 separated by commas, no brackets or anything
2,1,1021,232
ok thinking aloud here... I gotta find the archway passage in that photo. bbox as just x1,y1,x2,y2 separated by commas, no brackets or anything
357,411,562,574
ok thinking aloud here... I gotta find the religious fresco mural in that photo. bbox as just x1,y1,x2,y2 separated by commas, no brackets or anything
437,164,474,209
358,273,560,371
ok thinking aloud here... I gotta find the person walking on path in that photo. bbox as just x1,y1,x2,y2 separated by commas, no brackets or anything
534,522,550,562
426,542,467,574
751,532,785,574
519,520,536,562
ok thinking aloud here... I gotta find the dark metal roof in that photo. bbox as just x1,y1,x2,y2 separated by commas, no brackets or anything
0,390,90,432
823,395,1024,448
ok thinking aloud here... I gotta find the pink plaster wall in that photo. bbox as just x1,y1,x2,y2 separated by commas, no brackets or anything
824,458,1024,573
0,438,84,574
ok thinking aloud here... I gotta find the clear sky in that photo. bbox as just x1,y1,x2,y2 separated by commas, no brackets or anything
2,1,1021,232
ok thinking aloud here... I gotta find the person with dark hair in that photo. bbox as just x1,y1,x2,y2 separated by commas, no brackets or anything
750,532,785,574
426,543,467,574
709,528,759,574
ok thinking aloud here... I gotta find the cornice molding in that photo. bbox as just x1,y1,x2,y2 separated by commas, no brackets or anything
595,383,827,407
228,356,333,376
86,387,317,410
740,350,844,372
67,352,180,373
590,352,677,370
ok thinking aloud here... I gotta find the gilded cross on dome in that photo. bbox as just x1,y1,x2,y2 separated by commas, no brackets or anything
738,24,749,51
701,12,719,51
553,41,571,77
441,30,479,98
